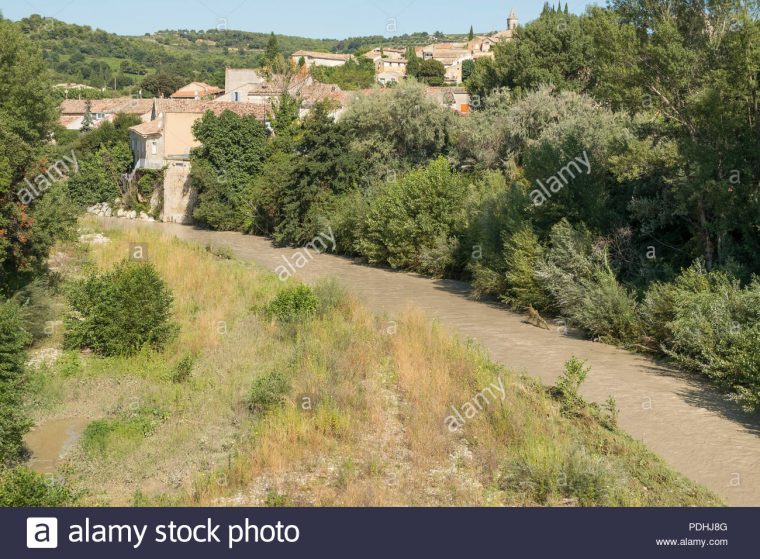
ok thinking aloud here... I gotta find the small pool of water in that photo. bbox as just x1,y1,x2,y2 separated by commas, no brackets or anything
24,417,90,474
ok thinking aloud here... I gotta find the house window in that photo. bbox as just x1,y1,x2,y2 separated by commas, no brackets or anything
151,141,157,155
233,91,241,102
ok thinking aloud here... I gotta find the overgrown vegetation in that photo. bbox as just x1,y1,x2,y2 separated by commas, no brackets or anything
174,2,760,410
24,225,720,506
64,261,176,356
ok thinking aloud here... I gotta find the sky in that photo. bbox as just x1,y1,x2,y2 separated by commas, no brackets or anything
1,0,594,38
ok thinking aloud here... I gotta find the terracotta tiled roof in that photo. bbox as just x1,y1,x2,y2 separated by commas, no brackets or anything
60,97,153,115
129,119,162,136
170,82,224,98
154,99,269,120
291,50,353,62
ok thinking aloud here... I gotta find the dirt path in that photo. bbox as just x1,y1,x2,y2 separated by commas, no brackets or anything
99,218,760,506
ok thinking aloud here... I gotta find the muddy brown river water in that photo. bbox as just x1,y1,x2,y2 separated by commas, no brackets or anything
93,217,759,505
25,417,90,475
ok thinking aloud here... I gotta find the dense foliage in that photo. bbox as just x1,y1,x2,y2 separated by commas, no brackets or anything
0,301,32,466
0,467,75,506
64,261,176,356
190,110,269,230
179,2,760,410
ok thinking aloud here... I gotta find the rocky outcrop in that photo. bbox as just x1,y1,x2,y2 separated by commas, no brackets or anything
87,202,155,222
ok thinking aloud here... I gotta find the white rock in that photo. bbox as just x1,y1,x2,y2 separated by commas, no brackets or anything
79,233,110,245
26,348,63,370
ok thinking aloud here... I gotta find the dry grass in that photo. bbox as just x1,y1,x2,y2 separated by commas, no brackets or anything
29,219,721,507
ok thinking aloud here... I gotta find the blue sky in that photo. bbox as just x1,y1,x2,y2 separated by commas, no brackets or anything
2,0,594,38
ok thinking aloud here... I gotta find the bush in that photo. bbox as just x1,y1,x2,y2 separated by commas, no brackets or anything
0,300,32,466
0,467,75,506
313,278,348,315
266,285,319,322
64,261,176,356
172,354,195,384
11,280,55,343
82,407,166,458
247,370,290,415
502,226,551,309
642,263,760,411
553,357,590,406
358,157,467,271
537,220,642,345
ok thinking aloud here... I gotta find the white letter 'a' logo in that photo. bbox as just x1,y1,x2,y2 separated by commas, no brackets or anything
27,518,58,549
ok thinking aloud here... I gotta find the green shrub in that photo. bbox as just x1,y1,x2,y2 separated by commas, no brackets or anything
0,301,32,466
64,261,176,356
642,263,760,411
537,220,642,345
82,407,166,458
502,226,551,310
0,467,75,506
358,157,467,271
552,357,590,412
11,280,55,343
172,354,195,384
247,370,290,415
56,351,82,377
266,285,319,322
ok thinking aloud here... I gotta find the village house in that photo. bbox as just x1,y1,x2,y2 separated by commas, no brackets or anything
127,98,270,224
170,81,224,100
425,86,472,114
290,50,354,67
218,66,349,118
374,57,408,82
58,97,154,130
217,68,268,102
373,7,519,85
364,47,406,61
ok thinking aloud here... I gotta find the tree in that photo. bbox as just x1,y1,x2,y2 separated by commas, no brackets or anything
139,72,186,97
0,301,32,466
416,59,446,86
311,58,376,90
0,18,59,292
191,110,268,230
264,32,279,65
466,10,594,98
589,1,760,273
468,26,475,41
80,100,94,132
273,101,366,245
358,157,467,271
405,46,421,77
341,80,454,167
462,59,475,82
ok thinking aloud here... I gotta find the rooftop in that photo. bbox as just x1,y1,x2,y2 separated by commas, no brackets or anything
170,82,224,99
291,50,354,61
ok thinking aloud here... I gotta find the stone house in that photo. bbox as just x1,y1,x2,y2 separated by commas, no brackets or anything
290,50,354,67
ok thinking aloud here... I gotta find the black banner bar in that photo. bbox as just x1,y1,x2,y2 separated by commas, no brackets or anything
3,507,756,558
